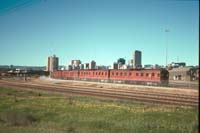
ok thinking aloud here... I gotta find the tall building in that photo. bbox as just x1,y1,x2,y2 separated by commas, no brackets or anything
128,59,133,69
70,60,81,70
71,60,81,66
84,63,89,70
117,58,126,65
89,60,96,69
112,62,118,69
47,55,59,72
128,59,133,66
79,64,84,70
133,50,142,68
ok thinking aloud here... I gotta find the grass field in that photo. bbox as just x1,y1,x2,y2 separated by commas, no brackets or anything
0,87,198,133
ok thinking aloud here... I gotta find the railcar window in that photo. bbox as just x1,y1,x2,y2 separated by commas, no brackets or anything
136,73,139,76
93,72,94,75
124,72,127,76
129,72,132,76
99,72,101,75
102,72,104,75
141,73,144,76
152,73,155,77
116,72,118,76
112,72,114,76
146,73,149,77
96,72,98,75
120,72,122,76
157,73,160,77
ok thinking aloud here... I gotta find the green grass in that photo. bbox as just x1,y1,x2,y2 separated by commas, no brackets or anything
0,87,198,133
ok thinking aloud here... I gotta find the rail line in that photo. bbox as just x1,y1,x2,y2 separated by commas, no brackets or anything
1,79,198,101
38,81,198,100
0,80,198,107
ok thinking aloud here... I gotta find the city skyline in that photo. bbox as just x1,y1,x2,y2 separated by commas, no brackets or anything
0,0,199,66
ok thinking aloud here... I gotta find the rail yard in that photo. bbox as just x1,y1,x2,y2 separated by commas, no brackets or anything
0,77,198,107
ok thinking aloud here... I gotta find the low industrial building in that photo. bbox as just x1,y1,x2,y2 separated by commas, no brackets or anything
168,67,197,81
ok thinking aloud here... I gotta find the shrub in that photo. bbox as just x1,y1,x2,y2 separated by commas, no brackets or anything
38,93,42,97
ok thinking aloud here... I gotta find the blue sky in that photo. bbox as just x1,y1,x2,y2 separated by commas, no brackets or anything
0,0,199,66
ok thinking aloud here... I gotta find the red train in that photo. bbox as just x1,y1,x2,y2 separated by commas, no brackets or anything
51,69,169,86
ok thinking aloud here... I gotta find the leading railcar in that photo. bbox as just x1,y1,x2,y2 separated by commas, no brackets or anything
51,68,169,86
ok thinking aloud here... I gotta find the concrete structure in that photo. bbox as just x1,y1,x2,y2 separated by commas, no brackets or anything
89,60,96,69
119,64,127,69
97,65,109,70
70,60,81,70
128,59,133,65
167,62,186,70
47,55,59,72
112,62,118,69
79,64,84,70
72,65,80,70
116,58,126,69
67,65,72,70
84,63,89,70
133,50,142,68
168,67,197,81
144,64,153,69
117,58,126,65
71,60,81,66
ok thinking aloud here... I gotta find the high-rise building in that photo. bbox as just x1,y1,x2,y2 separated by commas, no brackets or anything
127,59,133,69
133,50,142,68
47,55,59,72
70,60,81,70
71,60,81,66
128,59,133,66
113,62,118,69
89,60,96,69
67,65,72,70
117,58,126,65
84,63,89,70
79,64,84,70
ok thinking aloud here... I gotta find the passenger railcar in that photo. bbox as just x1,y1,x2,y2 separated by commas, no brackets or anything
51,68,169,86
109,69,168,85
79,70,109,82
62,70,79,80
51,70,62,79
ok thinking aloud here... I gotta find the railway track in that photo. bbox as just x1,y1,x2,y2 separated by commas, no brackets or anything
0,80,198,107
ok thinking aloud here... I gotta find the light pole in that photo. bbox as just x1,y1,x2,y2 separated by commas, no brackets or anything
165,29,170,67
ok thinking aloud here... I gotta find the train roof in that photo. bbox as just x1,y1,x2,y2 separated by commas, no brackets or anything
52,68,168,73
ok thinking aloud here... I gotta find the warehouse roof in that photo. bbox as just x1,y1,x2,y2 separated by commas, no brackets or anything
169,67,194,72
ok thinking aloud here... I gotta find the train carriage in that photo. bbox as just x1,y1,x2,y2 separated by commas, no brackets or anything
51,70,62,79
79,70,109,82
51,68,169,86
109,69,168,86
62,70,79,80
